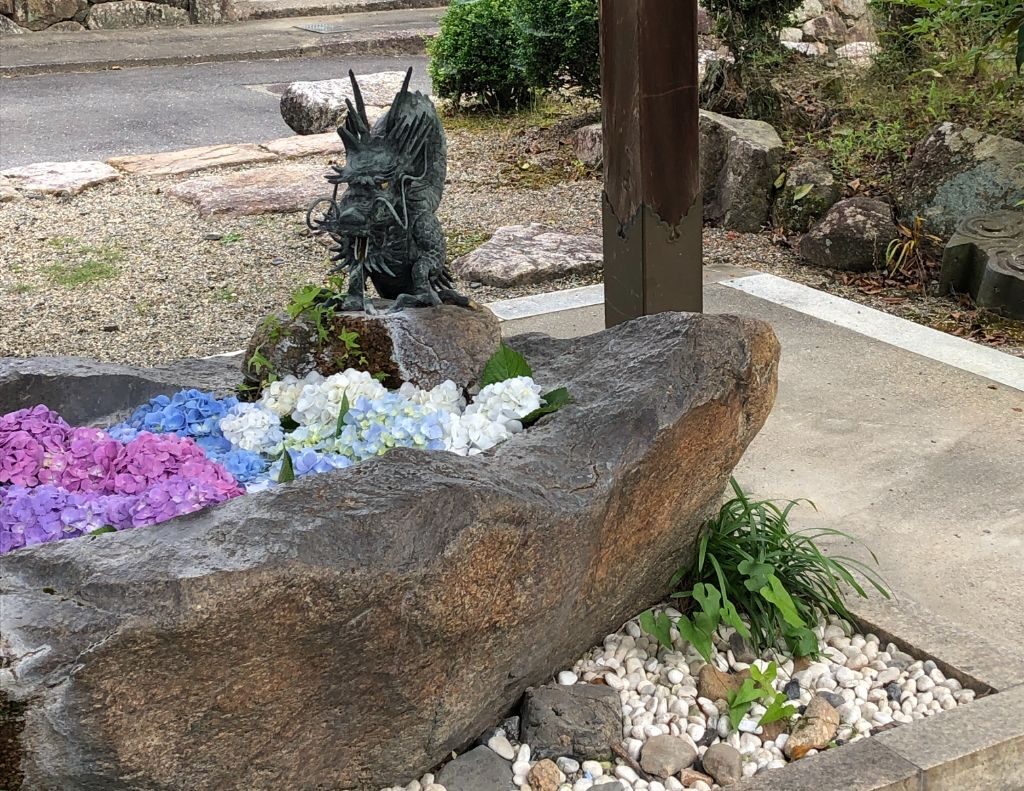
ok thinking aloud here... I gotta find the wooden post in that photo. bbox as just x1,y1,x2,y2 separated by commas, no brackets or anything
600,0,703,326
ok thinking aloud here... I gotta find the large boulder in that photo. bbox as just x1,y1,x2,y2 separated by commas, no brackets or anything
452,224,603,288
799,197,894,272
939,210,1024,320
699,110,785,233
9,0,81,29
901,123,1024,239
243,303,502,392
0,311,779,791
279,72,406,135
773,158,841,233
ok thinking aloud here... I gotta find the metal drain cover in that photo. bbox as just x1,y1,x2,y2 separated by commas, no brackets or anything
293,21,352,34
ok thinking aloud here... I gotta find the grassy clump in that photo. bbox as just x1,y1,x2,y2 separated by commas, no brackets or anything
643,479,890,659
44,239,121,288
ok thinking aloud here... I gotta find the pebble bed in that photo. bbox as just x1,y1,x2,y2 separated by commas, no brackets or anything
378,609,975,791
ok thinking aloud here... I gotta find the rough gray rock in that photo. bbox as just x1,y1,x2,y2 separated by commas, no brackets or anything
452,225,603,288
279,72,404,135
573,123,604,169
702,743,742,786
46,18,84,28
0,13,28,31
773,159,841,233
802,11,846,43
521,684,624,761
940,210,1024,320
0,355,238,425
85,0,189,28
799,197,894,272
901,123,1024,239
436,746,513,791
243,303,502,392
699,110,785,233
8,0,80,29
0,312,779,791
639,734,697,777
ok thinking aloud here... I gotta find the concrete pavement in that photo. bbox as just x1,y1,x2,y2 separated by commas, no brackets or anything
0,7,441,75
502,271,1024,653
0,54,429,168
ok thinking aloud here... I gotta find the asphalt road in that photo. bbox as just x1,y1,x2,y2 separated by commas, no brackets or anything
0,54,431,169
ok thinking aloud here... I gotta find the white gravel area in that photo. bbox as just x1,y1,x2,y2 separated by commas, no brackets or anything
380,609,975,791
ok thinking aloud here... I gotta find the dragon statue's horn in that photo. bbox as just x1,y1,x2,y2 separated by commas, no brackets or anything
348,69,371,130
337,124,362,153
386,67,415,134
344,98,371,138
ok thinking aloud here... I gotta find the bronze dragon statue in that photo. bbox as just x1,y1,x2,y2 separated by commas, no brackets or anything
307,68,470,313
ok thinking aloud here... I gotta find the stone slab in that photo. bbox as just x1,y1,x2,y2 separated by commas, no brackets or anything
730,738,919,791
107,143,277,176
164,162,330,217
874,685,1024,789
260,132,344,158
452,224,604,288
0,160,119,195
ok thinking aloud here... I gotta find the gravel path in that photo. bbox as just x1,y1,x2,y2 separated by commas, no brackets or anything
3,111,1021,364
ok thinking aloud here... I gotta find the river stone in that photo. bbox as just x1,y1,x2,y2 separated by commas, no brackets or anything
773,158,841,233
939,210,1024,320
0,160,118,195
802,11,846,43
901,123,1024,239
702,743,742,786
0,311,779,791
165,163,330,218
521,683,624,761
279,72,405,135
85,0,189,28
799,197,894,272
639,734,697,777
452,224,603,288
698,664,747,702
107,143,276,177
784,695,841,760
699,110,785,233
243,303,501,392
435,745,513,791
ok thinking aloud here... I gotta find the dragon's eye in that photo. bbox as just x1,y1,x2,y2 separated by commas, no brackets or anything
379,180,390,190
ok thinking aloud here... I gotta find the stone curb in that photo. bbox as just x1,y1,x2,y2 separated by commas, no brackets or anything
728,595,1024,790
0,28,434,77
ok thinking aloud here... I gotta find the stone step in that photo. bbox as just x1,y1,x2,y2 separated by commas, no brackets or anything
232,0,447,22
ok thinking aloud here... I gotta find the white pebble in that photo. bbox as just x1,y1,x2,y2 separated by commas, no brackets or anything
517,744,531,763
916,676,935,693
615,766,640,783
667,668,684,685
581,761,602,778
558,671,579,686
487,734,515,761
512,761,531,777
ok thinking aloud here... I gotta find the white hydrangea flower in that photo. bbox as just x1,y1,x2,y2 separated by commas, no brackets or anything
293,369,387,430
446,412,512,456
399,379,466,415
220,403,284,454
465,376,542,429
259,374,306,418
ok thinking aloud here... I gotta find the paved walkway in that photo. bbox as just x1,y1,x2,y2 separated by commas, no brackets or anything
0,54,429,168
0,6,440,75
501,267,1024,654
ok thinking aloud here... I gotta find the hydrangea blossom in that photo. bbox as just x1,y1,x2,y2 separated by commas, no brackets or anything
120,389,238,438
446,412,513,456
464,376,542,430
336,393,449,460
398,379,466,415
0,405,71,486
220,403,284,454
293,370,387,431
259,374,310,418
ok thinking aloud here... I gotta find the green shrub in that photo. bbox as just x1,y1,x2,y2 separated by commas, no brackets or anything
643,479,890,658
512,0,600,97
428,0,532,109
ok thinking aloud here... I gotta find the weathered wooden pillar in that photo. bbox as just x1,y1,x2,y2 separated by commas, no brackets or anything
600,0,703,326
